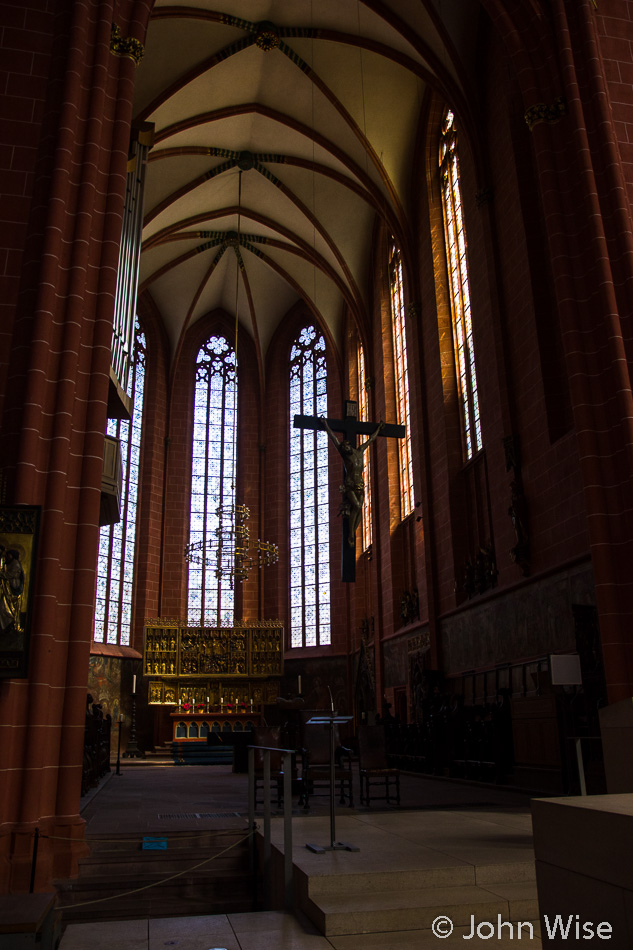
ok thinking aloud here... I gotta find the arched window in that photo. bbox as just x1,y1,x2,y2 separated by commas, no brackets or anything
188,335,237,626
94,318,146,645
389,241,414,519
439,108,482,460
357,340,373,551
289,325,331,648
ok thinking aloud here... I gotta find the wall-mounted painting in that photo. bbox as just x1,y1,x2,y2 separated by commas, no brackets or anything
0,506,40,678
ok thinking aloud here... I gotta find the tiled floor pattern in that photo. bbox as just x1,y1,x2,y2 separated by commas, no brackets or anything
60,910,542,949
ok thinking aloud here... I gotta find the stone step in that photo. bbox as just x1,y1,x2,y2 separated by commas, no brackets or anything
81,832,246,864
57,863,253,923
303,860,535,899
171,742,234,765
58,887,251,924
64,854,248,882
81,831,248,857
58,869,248,900
303,881,539,937
329,920,542,948
55,832,252,924
59,838,248,887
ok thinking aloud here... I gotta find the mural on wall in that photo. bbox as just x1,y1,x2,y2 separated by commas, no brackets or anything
88,655,122,722
441,565,594,673
0,505,40,679
408,630,432,723
286,657,349,713
383,637,408,688
354,638,376,721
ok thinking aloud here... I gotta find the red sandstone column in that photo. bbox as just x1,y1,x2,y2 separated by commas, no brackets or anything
0,0,151,892
526,0,633,702
479,0,633,703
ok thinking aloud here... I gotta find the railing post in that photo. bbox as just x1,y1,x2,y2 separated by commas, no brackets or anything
283,751,293,909
29,827,39,894
575,738,587,796
248,746,256,879
116,715,123,775
263,750,271,907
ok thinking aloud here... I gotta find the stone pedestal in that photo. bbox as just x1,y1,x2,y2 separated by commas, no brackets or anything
599,697,633,792
532,794,633,949
0,894,60,949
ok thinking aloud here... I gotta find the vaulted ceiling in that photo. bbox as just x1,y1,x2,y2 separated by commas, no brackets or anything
135,0,482,371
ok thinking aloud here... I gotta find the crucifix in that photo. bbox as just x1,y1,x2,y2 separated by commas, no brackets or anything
294,401,405,582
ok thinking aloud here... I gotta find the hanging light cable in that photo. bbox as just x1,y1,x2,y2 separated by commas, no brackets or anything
187,168,278,585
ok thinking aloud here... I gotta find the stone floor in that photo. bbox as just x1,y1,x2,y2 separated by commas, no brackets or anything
269,809,540,947
82,759,530,832
59,764,540,949
59,907,543,949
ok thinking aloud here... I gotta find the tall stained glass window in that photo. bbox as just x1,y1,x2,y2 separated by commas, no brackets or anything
289,325,331,648
357,340,373,551
439,108,482,460
389,241,414,518
188,335,237,626
94,318,146,645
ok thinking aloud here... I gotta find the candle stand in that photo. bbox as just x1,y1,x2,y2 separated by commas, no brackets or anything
123,691,145,758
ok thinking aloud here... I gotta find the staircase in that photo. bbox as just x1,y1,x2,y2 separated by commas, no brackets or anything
56,827,253,924
296,860,538,938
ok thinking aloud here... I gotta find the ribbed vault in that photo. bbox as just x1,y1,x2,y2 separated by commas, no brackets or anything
135,0,482,368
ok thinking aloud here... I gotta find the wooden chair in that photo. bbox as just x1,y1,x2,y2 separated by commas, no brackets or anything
300,714,354,809
358,724,400,806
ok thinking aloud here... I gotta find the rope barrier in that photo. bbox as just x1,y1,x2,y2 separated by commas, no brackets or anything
39,827,250,843
58,829,255,909
14,826,252,842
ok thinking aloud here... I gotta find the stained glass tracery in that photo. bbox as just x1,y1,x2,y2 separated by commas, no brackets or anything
188,335,237,626
389,242,414,519
439,109,482,460
94,318,145,646
289,325,331,648
357,340,373,550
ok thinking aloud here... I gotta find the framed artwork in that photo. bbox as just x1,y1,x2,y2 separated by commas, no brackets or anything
0,505,40,678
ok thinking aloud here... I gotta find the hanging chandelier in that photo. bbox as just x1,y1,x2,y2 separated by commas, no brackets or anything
185,503,278,585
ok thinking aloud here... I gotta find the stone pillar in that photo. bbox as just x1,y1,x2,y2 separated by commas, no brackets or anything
0,0,149,891
599,698,633,793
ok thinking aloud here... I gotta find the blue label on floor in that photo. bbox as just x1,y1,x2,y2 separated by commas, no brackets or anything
142,836,167,850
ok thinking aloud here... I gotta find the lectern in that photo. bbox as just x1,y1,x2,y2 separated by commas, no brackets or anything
305,715,359,853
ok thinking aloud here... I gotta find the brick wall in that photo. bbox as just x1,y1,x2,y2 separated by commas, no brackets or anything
596,0,633,210
0,0,56,418
483,34,589,576
408,22,592,677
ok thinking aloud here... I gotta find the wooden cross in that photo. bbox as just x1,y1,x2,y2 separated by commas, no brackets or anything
293,400,405,582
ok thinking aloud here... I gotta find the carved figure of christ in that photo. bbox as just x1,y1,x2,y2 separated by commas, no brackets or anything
293,401,405,582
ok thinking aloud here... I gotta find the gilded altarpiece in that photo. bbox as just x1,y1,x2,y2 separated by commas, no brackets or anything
143,619,283,706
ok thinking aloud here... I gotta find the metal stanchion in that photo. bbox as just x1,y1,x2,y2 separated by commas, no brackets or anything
575,738,587,796
116,715,123,775
305,715,358,853
263,750,271,908
29,827,39,894
123,679,144,759
282,751,293,909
